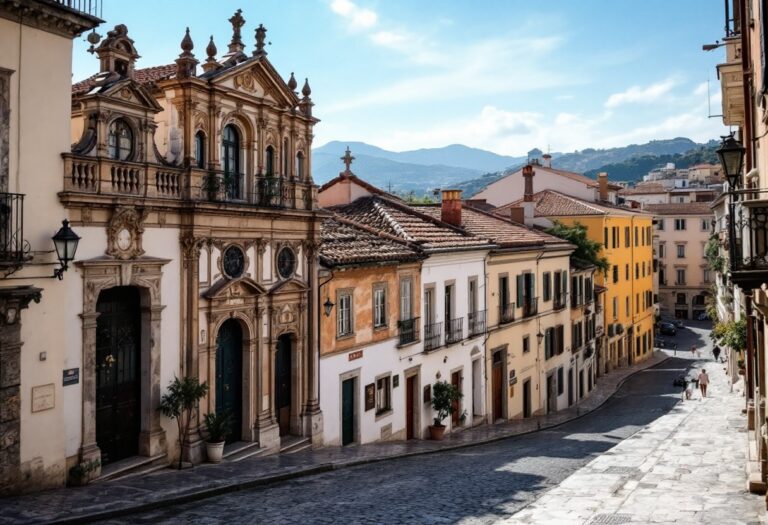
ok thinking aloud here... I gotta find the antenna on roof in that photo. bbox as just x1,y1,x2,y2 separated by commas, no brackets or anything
706,74,723,119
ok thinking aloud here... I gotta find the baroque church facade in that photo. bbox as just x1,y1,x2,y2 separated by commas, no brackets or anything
63,11,324,479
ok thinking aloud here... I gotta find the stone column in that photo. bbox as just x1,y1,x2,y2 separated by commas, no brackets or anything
77,311,102,479
253,303,279,452
301,242,323,445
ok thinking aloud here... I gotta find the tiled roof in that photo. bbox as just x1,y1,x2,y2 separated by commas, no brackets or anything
643,202,715,215
619,183,668,195
331,196,493,252
543,166,623,190
497,190,651,218
318,172,402,201
319,216,423,267
416,204,570,248
72,64,176,95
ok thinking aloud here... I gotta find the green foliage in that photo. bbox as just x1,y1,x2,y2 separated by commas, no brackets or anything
159,376,209,468
711,318,747,350
431,380,462,426
704,234,725,273
545,221,610,274
582,144,719,181
394,190,437,204
203,411,233,443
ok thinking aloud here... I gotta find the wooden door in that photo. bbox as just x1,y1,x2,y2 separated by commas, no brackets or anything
95,287,141,466
568,368,574,407
406,376,416,439
492,352,503,421
275,334,292,436
451,371,461,426
341,378,355,445
522,379,531,418
216,319,243,443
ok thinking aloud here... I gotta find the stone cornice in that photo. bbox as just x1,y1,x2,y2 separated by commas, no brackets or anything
0,0,102,39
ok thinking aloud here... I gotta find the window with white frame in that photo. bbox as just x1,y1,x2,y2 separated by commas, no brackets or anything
703,269,711,283
676,268,686,285
373,284,387,328
337,290,353,337
674,218,686,230
677,244,685,258
376,375,391,414
701,219,709,231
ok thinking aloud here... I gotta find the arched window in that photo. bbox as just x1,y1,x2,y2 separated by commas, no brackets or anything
265,145,275,176
222,125,240,199
107,119,133,161
195,131,205,169
296,151,305,180
282,138,289,176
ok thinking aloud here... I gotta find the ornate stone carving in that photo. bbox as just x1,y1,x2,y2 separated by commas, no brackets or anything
234,71,259,93
106,207,148,260
180,233,205,261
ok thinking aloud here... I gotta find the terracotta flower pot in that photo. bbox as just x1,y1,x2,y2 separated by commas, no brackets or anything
738,367,746,376
428,424,446,441
206,441,225,463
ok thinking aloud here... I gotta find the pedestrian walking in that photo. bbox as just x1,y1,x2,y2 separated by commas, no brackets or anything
691,345,697,358
698,368,710,398
713,345,721,362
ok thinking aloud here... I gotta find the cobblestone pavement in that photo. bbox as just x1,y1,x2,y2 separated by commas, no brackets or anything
90,325,760,524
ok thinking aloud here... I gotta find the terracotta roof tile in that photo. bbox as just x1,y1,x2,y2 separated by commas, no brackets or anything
331,196,493,252
319,216,423,267
497,190,651,218
72,64,176,95
619,183,669,195
643,202,715,215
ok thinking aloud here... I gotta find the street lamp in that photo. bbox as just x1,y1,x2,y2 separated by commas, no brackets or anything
323,297,334,317
52,219,80,280
536,331,544,345
717,134,746,189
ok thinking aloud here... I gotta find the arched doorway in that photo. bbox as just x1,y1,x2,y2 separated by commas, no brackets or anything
275,334,293,436
216,319,243,443
95,286,141,465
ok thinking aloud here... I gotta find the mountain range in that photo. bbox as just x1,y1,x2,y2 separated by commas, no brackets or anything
312,137,717,196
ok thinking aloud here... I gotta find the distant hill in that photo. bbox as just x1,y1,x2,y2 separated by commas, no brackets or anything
459,137,716,197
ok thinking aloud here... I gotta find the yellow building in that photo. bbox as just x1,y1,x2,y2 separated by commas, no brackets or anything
498,176,655,369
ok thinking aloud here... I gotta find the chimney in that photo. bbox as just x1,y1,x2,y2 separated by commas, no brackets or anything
598,172,609,202
542,153,552,168
508,206,525,224
441,189,463,227
522,165,535,225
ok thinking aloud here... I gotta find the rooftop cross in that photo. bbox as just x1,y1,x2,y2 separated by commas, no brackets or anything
341,147,355,173
229,9,245,47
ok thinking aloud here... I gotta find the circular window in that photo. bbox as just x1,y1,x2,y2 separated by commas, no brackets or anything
277,247,296,279
222,245,245,279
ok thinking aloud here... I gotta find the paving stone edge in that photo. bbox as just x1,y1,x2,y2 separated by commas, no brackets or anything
41,354,671,525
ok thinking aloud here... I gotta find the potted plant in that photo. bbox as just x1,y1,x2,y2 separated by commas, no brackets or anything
158,376,209,469
203,410,233,463
429,380,462,441
738,359,746,375
201,172,222,201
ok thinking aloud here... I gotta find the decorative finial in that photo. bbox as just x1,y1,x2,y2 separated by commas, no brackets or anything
254,23,268,56
302,78,312,98
341,147,355,174
206,35,217,60
87,29,102,54
229,9,245,48
287,72,297,91
180,27,194,55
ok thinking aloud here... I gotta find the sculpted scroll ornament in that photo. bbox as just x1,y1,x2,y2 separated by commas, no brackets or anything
106,207,148,260
234,72,259,93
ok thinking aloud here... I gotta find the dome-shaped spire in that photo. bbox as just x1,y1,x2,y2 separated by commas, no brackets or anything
287,72,297,91
206,35,217,60
180,27,194,54
302,78,312,98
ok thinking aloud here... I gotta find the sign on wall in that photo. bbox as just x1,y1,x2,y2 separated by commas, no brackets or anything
63,368,79,386
31,384,55,413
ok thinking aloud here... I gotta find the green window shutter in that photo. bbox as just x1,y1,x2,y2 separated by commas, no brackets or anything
516,275,524,306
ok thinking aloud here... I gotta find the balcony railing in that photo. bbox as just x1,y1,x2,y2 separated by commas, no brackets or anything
424,322,442,352
0,193,26,266
553,294,567,311
468,310,486,336
62,154,316,210
499,302,515,324
445,317,463,345
522,297,538,318
54,0,102,16
397,317,419,346
730,191,768,289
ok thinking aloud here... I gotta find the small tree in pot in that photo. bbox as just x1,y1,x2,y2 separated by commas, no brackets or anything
203,410,233,463
429,380,462,440
158,376,209,469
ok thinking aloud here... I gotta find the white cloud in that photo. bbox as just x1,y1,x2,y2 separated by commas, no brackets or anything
693,81,709,97
330,0,378,30
605,78,679,108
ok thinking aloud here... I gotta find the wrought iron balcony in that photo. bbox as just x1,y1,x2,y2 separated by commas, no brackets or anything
445,317,464,345
499,302,515,324
522,297,538,318
553,293,567,311
0,193,27,268
729,190,768,289
424,321,442,352
54,0,102,16
468,310,486,336
397,317,419,346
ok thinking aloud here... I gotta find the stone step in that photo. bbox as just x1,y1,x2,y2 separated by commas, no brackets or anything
280,436,311,454
94,453,168,483
223,441,267,462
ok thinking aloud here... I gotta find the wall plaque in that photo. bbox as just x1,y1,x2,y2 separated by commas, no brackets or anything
423,384,431,403
63,368,79,386
364,383,375,411
31,384,55,413
348,350,363,361
392,374,399,388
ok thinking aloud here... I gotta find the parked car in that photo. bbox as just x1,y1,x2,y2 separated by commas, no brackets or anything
661,318,684,329
659,322,677,336
697,312,710,321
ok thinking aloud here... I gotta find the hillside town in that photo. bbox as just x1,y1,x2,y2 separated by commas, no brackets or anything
0,1,765,523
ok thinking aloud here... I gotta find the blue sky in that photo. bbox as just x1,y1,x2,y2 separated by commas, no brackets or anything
73,0,729,156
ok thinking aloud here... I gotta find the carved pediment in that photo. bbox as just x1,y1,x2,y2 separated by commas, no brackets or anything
269,277,308,295
99,79,164,113
204,276,266,300
213,61,298,108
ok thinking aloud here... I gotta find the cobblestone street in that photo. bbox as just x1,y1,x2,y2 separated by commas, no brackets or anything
87,324,762,525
